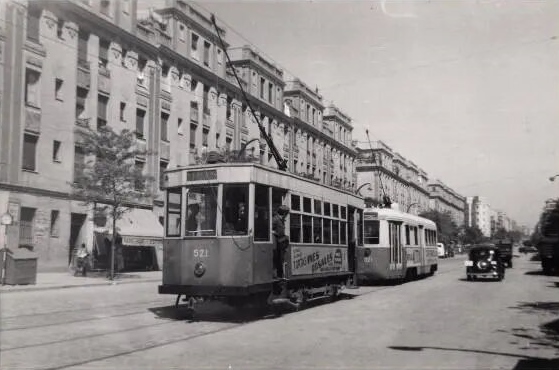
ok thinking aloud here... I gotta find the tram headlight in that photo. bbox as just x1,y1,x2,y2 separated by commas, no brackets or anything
194,262,206,277
364,248,372,257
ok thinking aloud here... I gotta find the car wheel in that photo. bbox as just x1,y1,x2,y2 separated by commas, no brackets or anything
467,275,472,281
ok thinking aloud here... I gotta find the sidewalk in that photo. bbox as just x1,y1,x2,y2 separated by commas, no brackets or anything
0,270,162,293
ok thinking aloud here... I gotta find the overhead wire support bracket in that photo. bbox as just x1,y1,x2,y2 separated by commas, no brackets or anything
210,14,288,171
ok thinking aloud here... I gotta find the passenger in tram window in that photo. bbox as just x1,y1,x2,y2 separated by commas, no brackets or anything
234,202,248,233
186,203,200,234
272,205,290,279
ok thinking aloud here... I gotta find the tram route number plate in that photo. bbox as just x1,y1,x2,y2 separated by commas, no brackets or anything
364,256,372,263
193,248,209,258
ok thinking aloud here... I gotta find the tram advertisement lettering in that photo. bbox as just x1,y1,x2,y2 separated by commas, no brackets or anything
291,247,347,275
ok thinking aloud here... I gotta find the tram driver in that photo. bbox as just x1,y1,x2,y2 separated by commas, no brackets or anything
272,205,290,279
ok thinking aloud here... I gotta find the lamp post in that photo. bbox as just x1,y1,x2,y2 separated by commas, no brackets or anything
237,138,260,159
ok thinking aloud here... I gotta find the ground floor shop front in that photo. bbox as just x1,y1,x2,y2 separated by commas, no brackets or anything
1,190,163,273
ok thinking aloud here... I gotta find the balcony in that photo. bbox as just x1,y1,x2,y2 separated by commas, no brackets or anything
202,113,210,130
225,117,235,129
160,141,170,160
98,67,111,94
75,117,90,127
241,124,248,135
77,60,91,89
190,106,199,123
136,139,147,158
25,105,41,133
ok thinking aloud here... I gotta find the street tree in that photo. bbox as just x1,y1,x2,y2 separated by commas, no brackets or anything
419,209,458,244
72,126,154,280
462,226,485,245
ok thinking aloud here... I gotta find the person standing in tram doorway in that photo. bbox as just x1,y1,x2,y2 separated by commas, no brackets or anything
272,205,290,279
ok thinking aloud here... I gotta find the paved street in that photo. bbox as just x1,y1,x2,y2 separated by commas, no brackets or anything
1,254,558,370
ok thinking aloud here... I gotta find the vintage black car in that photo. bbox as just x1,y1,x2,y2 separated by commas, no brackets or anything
465,244,505,281
494,240,513,268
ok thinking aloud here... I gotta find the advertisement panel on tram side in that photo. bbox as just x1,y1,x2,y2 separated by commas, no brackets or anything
291,246,348,275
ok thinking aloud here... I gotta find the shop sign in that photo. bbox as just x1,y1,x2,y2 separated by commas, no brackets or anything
122,236,162,248
291,246,347,275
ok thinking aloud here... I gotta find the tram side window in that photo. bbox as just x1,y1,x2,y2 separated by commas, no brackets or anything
303,197,311,213
186,186,217,236
290,213,301,243
357,210,364,246
291,194,300,211
222,184,249,236
323,218,331,244
254,185,270,241
166,188,182,236
405,225,410,245
314,200,322,214
302,215,312,243
340,220,346,244
313,217,322,243
413,227,418,245
364,220,379,245
332,220,339,244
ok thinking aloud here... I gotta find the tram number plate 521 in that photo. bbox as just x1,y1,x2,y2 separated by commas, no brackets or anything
193,248,209,258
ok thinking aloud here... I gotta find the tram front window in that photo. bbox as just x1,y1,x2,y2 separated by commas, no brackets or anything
222,184,249,236
186,186,217,236
364,220,379,245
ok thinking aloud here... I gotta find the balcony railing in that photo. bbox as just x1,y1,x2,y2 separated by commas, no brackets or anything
77,61,91,90
98,67,110,94
160,141,170,160
25,106,41,133
75,117,90,127
202,113,210,129
190,106,199,122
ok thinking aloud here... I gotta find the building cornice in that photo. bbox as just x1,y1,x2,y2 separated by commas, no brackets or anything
53,1,160,59
230,59,285,87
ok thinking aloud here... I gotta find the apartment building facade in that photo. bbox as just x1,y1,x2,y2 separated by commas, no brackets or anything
466,196,492,237
355,141,430,215
428,180,466,226
0,0,357,272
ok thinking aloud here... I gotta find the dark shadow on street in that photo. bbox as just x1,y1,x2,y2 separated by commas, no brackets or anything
148,294,355,323
458,277,503,283
389,345,559,370
524,270,547,276
510,301,559,314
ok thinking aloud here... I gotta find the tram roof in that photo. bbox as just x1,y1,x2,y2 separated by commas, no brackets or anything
364,207,436,228
164,162,364,205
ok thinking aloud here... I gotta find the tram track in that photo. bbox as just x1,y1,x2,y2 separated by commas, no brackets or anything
0,300,166,332
2,260,465,370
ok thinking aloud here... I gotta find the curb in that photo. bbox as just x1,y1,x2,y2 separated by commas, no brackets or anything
0,278,161,294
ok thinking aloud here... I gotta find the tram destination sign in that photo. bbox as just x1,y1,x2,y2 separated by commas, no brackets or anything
187,170,217,182
291,246,348,275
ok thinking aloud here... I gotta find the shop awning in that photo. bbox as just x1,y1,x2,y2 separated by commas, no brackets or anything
95,208,163,248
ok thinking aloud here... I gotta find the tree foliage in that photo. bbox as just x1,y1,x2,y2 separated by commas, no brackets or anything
72,126,154,279
462,226,486,245
419,209,459,244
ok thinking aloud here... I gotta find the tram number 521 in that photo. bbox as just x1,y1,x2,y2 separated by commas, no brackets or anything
193,248,209,258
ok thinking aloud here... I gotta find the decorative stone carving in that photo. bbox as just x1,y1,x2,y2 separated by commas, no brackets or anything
170,66,179,83
110,43,122,61
65,22,78,39
125,50,138,69
218,93,227,106
180,73,191,89
43,10,56,29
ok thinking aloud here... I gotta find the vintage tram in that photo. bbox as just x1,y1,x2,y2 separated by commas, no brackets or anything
158,161,364,310
355,207,438,283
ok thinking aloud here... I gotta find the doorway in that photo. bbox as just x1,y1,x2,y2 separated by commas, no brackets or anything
69,213,87,264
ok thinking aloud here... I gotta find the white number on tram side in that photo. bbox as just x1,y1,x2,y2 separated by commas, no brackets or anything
193,248,209,258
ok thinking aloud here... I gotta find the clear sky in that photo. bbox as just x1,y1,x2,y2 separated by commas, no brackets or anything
144,0,559,228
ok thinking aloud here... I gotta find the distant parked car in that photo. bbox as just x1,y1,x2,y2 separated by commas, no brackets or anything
437,243,445,258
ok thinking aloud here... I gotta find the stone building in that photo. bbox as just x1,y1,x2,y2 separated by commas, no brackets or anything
0,0,356,272
428,180,466,226
355,141,430,215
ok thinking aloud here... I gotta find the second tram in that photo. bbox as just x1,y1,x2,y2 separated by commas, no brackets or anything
158,162,364,310
356,207,438,282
